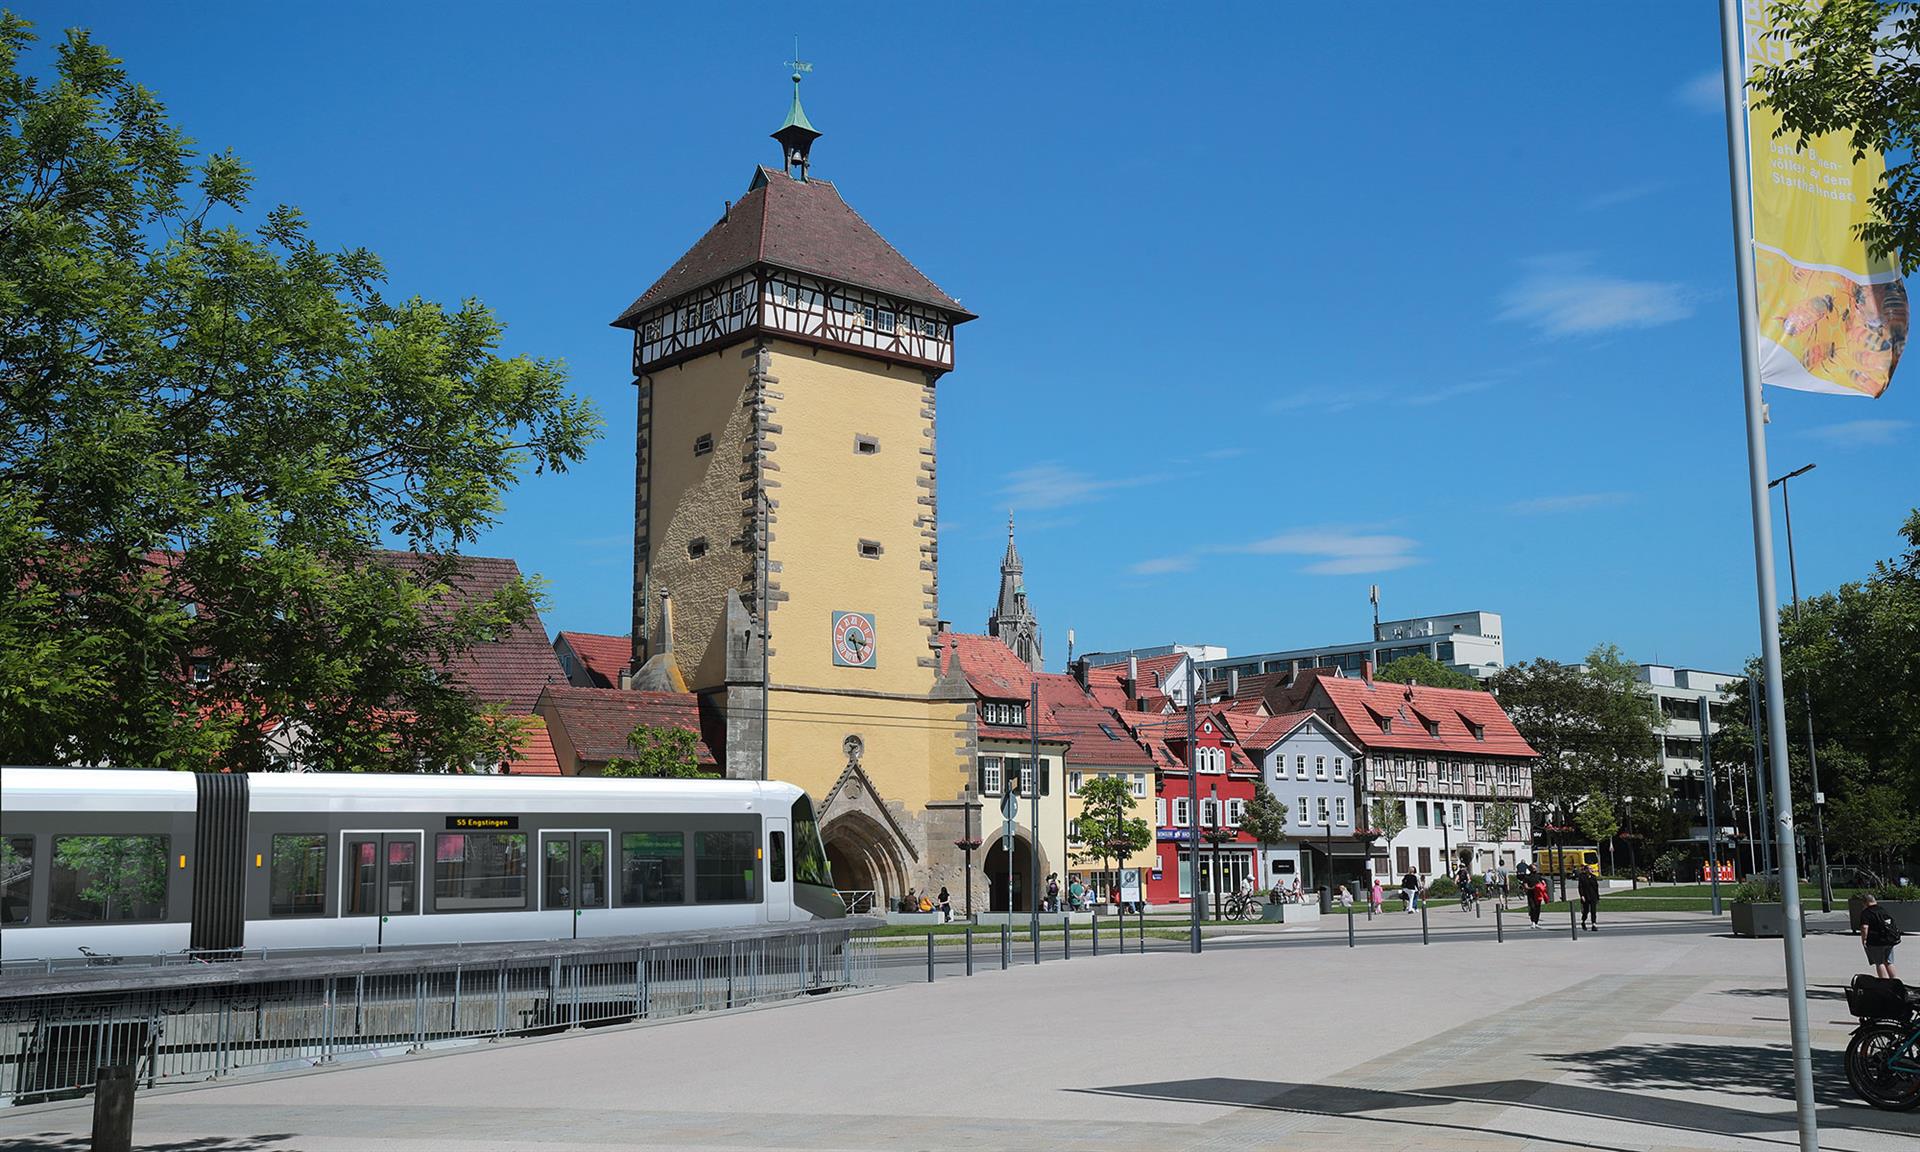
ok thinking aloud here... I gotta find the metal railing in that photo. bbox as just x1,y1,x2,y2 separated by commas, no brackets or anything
1,923,874,1105
836,889,877,914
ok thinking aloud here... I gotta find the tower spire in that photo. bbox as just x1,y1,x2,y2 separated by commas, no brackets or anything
988,510,1043,671
772,42,821,181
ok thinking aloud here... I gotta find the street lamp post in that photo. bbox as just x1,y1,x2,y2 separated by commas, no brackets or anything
954,798,981,923
1768,462,1831,912
1209,782,1222,922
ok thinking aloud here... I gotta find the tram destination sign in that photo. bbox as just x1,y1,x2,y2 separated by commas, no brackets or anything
446,815,520,830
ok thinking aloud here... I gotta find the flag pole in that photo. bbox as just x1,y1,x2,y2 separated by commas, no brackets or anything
1716,3,1817,1149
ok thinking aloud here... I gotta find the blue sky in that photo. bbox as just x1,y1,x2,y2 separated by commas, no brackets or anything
27,2,1919,674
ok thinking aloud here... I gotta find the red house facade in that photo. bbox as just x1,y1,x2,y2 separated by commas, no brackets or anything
1128,708,1261,910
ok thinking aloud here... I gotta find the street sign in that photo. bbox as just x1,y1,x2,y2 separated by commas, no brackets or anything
999,788,1018,823
1119,868,1142,903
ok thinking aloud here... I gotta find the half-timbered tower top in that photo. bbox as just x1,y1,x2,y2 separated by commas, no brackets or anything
610,84,974,376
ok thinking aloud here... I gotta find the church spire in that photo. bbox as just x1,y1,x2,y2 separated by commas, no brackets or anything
772,47,821,181
988,510,1043,671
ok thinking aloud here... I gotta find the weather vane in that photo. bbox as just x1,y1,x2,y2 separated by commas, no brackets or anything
785,36,812,85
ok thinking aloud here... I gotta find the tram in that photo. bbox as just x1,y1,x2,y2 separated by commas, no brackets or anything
0,767,841,962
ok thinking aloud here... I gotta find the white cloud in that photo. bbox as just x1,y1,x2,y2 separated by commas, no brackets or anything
1677,70,1725,114
1807,418,1912,447
1500,255,1693,336
1129,556,1195,576
999,463,1152,511
1580,182,1663,212
1506,491,1633,515
1404,379,1496,407
1268,385,1389,414
1235,528,1421,576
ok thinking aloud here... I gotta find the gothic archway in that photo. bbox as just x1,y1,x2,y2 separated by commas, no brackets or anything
820,810,910,912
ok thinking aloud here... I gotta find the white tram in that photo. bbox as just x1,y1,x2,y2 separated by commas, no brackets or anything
0,768,841,962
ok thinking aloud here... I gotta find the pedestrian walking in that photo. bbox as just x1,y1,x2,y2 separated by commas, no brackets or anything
1400,871,1420,914
1495,865,1509,907
1045,873,1060,913
1860,893,1903,979
1527,874,1547,928
1068,877,1085,912
1369,874,1384,915
937,886,951,923
1577,865,1600,931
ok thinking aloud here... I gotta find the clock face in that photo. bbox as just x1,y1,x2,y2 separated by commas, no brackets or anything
831,611,877,668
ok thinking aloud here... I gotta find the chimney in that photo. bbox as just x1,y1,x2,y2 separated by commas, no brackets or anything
1227,669,1240,698
1126,655,1138,701
657,589,675,657
1362,659,1373,685
1072,657,1089,690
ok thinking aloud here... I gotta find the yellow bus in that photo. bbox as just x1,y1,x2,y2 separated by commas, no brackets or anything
1534,847,1602,876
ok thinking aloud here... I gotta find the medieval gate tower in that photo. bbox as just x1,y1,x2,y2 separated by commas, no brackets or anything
611,67,978,905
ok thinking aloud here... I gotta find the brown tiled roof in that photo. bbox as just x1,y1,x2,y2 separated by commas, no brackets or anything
502,717,561,776
1036,674,1156,769
1312,678,1536,760
612,167,973,327
536,685,717,766
376,551,562,714
939,634,1071,739
555,630,631,688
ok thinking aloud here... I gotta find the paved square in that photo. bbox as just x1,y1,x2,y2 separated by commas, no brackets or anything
2,918,1916,1151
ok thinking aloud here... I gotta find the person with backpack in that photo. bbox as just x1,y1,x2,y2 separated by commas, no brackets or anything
1400,871,1420,914
1860,893,1902,979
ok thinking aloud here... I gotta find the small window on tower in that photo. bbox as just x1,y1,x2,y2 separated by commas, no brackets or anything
693,434,713,457
643,319,661,342
700,301,716,323
854,435,879,455
687,537,708,560
875,309,896,334
858,539,882,560
732,286,749,311
857,304,875,329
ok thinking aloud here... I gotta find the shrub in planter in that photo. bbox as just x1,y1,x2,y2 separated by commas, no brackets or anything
1733,877,1783,905
1425,876,1458,899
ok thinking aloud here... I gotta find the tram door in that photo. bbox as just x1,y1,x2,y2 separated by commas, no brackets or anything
765,816,792,923
343,833,420,950
541,832,609,938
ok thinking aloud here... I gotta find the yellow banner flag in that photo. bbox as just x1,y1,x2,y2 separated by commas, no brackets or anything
1743,0,1907,397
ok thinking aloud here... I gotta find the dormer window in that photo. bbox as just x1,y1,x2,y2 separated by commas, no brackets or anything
981,701,1026,727
1424,717,1441,737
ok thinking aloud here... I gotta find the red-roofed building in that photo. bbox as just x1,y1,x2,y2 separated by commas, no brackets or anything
1083,651,1199,715
373,552,565,715
499,716,562,776
554,631,632,690
534,685,718,776
1234,666,1539,880
1036,673,1158,908
1112,703,1264,910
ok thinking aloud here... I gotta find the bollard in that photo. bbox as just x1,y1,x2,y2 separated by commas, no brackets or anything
965,926,974,975
1138,903,1146,954
1063,916,1071,959
91,1064,134,1152
927,932,936,982
1033,918,1041,966
1421,903,1429,945
1476,896,1481,919
1569,896,1578,941
1117,910,1125,954
1001,923,1010,970
1496,903,1504,942
1347,908,1355,948
1092,914,1100,956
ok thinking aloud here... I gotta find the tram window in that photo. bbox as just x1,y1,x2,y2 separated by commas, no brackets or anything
48,834,169,923
620,832,684,905
269,834,327,916
695,830,756,903
2,836,31,925
769,832,787,883
387,841,417,914
790,797,834,888
579,838,607,908
433,833,528,911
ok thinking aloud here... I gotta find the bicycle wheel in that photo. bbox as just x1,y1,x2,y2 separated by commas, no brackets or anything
1847,1022,1920,1111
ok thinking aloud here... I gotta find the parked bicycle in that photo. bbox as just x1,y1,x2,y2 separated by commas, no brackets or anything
1844,974,1920,1111
1223,891,1262,922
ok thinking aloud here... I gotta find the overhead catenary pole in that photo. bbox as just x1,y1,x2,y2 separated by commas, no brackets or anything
1030,680,1041,952
1748,679,1774,876
1186,659,1201,953
1769,464,1831,912
1716,4,1819,1147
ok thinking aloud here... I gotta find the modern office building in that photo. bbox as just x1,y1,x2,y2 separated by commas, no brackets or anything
1197,611,1506,684
1635,663,1745,834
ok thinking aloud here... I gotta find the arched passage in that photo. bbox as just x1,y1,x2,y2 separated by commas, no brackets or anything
983,835,1038,913
820,810,910,912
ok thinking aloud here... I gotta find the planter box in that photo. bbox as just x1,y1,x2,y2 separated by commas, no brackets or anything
1732,902,1807,938
1262,903,1319,925
1849,896,1920,934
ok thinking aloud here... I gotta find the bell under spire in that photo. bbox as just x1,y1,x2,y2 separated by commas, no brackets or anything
772,50,821,181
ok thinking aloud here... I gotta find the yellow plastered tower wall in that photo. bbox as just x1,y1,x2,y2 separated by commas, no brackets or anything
610,88,980,908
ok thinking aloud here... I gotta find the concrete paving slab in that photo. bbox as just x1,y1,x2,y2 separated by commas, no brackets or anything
1,920,1916,1151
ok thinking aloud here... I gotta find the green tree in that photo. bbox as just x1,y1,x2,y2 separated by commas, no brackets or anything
1490,646,1662,856
1374,653,1482,692
1574,790,1621,872
603,725,713,779
1749,0,1920,273
1369,784,1407,873
1827,782,1920,880
1240,780,1290,889
0,18,599,772
1069,775,1152,883
1480,799,1519,849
